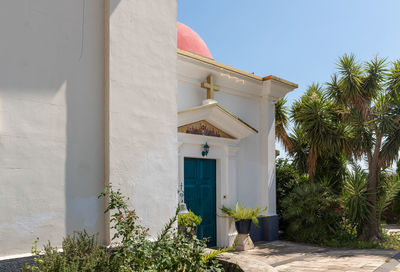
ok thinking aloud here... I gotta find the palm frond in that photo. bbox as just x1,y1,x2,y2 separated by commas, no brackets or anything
379,127,400,167
387,60,400,96
336,54,364,107
363,56,387,101
376,174,400,222
341,164,371,235
275,98,293,151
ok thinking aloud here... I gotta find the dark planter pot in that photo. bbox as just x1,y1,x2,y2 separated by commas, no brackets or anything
178,225,197,238
235,219,252,234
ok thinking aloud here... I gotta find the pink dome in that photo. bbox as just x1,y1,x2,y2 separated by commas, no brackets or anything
177,22,213,59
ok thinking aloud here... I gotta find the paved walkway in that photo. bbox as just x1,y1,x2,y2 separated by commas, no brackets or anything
220,241,400,272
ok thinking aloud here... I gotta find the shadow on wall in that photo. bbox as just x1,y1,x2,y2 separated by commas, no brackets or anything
0,0,119,253
66,0,120,244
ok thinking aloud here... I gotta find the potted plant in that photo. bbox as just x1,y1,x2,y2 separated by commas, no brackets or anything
221,203,267,234
178,210,202,237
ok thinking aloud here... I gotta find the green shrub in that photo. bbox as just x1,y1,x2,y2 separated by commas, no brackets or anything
392,197,400,217
281,183,341,243
24,186,226,272
377,173,400,225
23,231,111,272
221,202,266,227
178,210,202,227
341,164,371,236
102,186,225,271
276,159,301,215
323,231,400,249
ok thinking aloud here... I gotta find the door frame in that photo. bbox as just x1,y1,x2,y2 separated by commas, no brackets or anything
178,132,240,247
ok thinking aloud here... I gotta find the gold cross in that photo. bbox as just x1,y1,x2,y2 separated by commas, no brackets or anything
201,75,220,100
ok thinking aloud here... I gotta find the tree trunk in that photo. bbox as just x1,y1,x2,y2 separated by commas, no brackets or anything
307,146,317,183
363,136,382,241
363,166,379,240
309,169,315,183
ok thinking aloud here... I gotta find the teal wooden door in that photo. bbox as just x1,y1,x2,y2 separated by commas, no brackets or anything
184,158,216,247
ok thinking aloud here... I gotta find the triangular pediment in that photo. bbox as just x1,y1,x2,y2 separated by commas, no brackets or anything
178,120,235,139
178,103,257,140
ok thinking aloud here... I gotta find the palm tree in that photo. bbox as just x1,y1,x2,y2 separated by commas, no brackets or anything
288,125,309,175
291,83,351,183
275,98,292,151
327,55,400,240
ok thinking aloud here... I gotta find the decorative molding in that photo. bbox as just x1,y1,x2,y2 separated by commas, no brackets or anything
178,103,258,140
261,78,297,102
177,73,261,101
178,120,234,139
178,133,240,146
178,49,298,88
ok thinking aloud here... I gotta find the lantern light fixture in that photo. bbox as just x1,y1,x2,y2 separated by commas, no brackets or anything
202,142,209,157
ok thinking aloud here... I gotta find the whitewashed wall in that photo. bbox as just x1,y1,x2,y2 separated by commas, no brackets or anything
108,0,178,239
177,55,278,216
0,0,106,257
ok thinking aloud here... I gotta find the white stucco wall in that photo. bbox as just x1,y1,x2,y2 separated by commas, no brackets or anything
177,55,279,246
177,57,266,209
108,0,178,239
176,54,294,233
0,0,106,257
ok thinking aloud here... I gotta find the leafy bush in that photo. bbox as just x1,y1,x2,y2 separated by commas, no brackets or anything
178,210,202,227
323,231,400,249
24,186,226,272
221,202,266,226
377,173,400,224
341,164,371,236
390,196,400,220
23,231,110,272
276,159,301,218
281,183,342,243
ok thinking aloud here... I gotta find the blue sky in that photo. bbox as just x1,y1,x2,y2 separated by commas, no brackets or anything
178,0,400,107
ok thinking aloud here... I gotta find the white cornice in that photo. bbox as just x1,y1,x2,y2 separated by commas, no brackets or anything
261,78,298,102
177,73,260,101
177,51,298,102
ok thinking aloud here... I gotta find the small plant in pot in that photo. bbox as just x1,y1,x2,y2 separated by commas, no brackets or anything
221,202,267,234
178,210,202,237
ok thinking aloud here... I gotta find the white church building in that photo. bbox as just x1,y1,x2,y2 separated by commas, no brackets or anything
0,0,297,264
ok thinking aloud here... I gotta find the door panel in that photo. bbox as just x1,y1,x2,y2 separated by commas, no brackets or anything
184,158,216,247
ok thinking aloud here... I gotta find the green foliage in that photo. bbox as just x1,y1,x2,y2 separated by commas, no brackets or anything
281,183,342,243
221,203,266,227
25,186,225,272
275,98,292,150
277,54,400,240
276,53,400,243
202,248,233,264
23,231,111,272
291,83,352,182
323,231,400,250
288,126,309,175
275,98,289,128
315,152,349,193
377,172,400,224
276,159,303,229
392,197,400,217
341,164,371,235
178,210,202,227
277,162,400,249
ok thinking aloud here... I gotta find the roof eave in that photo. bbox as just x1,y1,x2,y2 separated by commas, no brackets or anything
177,49,298,90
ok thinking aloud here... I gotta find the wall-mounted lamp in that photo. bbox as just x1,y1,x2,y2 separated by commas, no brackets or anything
202,142,210,157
